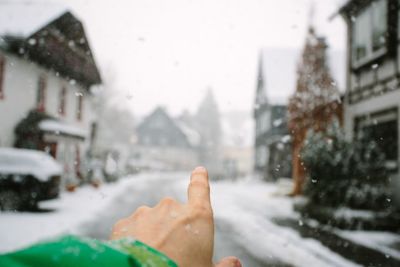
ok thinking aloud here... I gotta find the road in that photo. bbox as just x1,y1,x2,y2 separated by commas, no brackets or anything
76,173,356,267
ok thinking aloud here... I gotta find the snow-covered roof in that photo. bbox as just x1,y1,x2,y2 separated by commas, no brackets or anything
0,3,67,37
39,120,87,139
176,121,201,147
0,4,102,87
0,148,62,182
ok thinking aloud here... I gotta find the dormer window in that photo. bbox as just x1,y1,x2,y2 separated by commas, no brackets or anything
351,0,388,68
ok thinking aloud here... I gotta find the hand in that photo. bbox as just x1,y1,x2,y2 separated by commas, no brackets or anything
111,167,241,267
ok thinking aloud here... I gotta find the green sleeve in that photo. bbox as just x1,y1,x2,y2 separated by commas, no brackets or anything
0,235,177,267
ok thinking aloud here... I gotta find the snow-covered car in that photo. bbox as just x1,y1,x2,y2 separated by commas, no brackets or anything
0,148,62,211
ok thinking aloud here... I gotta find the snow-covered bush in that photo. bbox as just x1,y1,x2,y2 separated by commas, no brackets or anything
14,110,52,149
301,120,391,211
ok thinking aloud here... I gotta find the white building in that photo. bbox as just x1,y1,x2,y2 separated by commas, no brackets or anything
0,11,102,188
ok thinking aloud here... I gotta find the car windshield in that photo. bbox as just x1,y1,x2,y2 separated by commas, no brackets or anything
0,1,399,267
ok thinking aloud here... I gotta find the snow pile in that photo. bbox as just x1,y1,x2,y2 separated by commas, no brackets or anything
0,177,137,252
337,230,400,260
0,148,62,182
334,207,375,220
209,180,360,267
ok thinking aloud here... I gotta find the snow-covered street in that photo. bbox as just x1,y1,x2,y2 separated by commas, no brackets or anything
1,173,399,267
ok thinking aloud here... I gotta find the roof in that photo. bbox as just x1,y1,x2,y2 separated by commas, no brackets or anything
0,8,102,88
176,121,201,147
338,0,369,16
138,107,202,148
0,148,62,181
258,47,346,104
137,107,193,146
137,107,174,132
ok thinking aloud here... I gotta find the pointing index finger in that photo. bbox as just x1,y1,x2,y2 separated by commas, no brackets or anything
188,166,211,208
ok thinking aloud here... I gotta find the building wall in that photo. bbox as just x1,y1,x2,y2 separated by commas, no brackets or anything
0,51,95,143
345,90,400,140
0,52,37,147
343,0,400,184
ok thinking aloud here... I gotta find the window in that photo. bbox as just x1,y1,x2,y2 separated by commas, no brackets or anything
353,8,370,61
0,56,5,100
59,86,67,116
90,122,98,146
352,0,387,67
371,0,387,51
76,92,83,120
36,75,47,112
355,108,398,171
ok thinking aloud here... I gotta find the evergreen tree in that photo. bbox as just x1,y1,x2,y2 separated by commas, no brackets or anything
288,26,342,195
301,120,391,210
288,27,340,132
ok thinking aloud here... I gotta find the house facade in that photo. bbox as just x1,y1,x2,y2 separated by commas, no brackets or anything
339,0,399,178
0,11,101,188
253,56,292,180
133,107,199,171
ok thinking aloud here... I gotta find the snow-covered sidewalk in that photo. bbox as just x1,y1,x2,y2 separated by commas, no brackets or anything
0,176,139,252
337,230,400,261
210,180,362,267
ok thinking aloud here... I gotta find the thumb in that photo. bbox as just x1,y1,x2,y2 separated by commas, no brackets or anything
215,256,242,267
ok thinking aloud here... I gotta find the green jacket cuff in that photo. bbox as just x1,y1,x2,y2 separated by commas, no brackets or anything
0,235,177,267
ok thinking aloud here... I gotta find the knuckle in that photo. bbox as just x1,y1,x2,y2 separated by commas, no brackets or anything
136,205,150,214
161,197,177,206
130,206,150,219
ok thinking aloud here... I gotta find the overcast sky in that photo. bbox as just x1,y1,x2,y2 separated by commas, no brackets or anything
0,0,348,117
